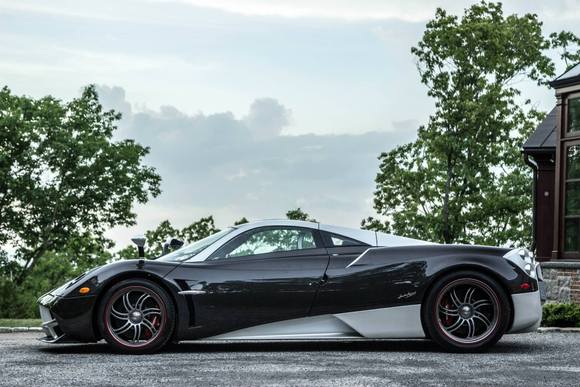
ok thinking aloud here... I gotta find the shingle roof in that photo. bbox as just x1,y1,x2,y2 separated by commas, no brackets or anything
550,63,580,89
523,107,556,153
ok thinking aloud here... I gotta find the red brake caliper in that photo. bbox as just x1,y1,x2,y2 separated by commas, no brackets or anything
443,297,452,326
144,316,159,340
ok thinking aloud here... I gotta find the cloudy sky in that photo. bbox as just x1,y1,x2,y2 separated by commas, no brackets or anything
1,0,578,248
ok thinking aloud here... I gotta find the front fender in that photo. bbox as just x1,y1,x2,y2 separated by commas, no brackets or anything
39,259,183,342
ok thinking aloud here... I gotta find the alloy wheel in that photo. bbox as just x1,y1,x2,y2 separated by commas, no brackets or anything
105,286,165,347
435,278,500,344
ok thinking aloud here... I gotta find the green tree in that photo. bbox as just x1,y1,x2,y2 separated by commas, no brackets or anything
286,208,316,222
550,31,580,70
0,234,112,318
117,216,219,259
0,85,161,283
234,217,249,225
364,2,579,246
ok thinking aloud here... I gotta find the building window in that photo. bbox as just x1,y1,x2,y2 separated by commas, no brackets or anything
564,144,580,251
569,96,580,134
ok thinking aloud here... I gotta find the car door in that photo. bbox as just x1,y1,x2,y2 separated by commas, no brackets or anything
175,226,330,337
310,231,374,315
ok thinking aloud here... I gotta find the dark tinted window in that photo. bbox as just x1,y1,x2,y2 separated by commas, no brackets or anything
209,227,318,260
327,233,367,247
568,97,580,134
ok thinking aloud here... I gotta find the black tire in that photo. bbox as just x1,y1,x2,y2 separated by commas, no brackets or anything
97,278,175,354
422,270,511,352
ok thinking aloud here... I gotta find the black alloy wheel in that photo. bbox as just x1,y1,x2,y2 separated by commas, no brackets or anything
98,279,175,354
423,270,511,352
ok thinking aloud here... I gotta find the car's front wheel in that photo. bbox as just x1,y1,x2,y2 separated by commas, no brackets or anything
97,278,175,354
423,270,511,352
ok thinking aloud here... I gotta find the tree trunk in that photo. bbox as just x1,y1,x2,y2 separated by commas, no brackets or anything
14,240,52,285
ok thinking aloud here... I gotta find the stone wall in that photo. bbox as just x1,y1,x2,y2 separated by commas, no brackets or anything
541,261,580,304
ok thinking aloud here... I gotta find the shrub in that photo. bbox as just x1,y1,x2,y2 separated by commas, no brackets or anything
541,303,580,328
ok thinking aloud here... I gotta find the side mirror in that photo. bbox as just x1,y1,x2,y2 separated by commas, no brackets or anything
162,237,184,255
131,235,147,258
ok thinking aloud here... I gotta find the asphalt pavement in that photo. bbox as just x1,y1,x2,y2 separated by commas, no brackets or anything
0,332,579,386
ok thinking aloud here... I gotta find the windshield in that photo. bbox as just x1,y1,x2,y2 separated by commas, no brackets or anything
156,228,234,262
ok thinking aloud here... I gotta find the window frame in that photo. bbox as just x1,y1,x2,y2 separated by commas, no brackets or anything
207,226,325,261
564,92,580,139
560,138,580,259
320,231,370,248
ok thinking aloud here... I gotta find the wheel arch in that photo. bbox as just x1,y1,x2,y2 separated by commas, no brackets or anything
419,264,515,336
91,271,181,341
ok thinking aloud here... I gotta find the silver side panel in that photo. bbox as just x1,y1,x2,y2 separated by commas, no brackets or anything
208,314,360,340
508,290,542,333
336,304,425,338
375,231,433,247
345,248,375,268
319,225,431,247
207,305,425,340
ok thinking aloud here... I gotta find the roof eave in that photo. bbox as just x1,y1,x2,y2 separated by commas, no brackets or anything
522,146,556,155
550,77,580,89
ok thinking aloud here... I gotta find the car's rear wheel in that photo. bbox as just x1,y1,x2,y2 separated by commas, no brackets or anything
98,279,175,354
423,270,511,352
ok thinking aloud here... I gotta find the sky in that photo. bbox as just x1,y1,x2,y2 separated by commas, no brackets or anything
1,0,579,249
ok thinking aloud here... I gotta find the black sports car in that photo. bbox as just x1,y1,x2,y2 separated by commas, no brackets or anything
38,220,542,353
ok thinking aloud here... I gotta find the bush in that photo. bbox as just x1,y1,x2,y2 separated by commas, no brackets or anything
541,303,580,328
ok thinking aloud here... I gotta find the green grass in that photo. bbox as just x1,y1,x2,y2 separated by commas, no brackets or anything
0,319,42,327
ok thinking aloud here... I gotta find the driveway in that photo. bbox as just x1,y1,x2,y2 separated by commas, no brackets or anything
0,332,578,386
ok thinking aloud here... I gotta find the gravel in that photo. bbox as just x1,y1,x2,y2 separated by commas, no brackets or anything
1,332,579,386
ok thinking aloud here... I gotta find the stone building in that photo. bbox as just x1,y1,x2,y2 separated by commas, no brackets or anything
523,63,580,304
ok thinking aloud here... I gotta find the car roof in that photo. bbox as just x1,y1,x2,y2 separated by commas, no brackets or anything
233,219,430,247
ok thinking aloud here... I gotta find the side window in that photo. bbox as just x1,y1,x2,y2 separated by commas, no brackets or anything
210,227,317,260
327,233,367,247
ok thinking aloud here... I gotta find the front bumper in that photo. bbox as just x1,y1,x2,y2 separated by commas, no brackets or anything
37,292,98,343
39,306,66,343
508,289,542,333
38,294,67,343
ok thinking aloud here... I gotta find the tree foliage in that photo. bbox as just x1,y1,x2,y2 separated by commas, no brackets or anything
0,234,112,318
117,209,317,259
0,85,161,282
364,2,579,246
234,217,249,225
550,31,580,70
116,216,219,259
286,208,316,222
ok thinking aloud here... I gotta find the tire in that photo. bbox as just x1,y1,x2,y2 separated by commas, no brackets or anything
422,270,511,352
97,278,175,354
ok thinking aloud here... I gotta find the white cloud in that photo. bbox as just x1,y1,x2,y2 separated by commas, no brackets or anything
96,85,417,247
2,0,579,25
159,0,446,21
0,0,135,22
157,0,580,22
244,97,292,139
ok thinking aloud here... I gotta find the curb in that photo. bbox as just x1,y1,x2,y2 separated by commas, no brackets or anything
537,327,580,333
0,327,42,333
